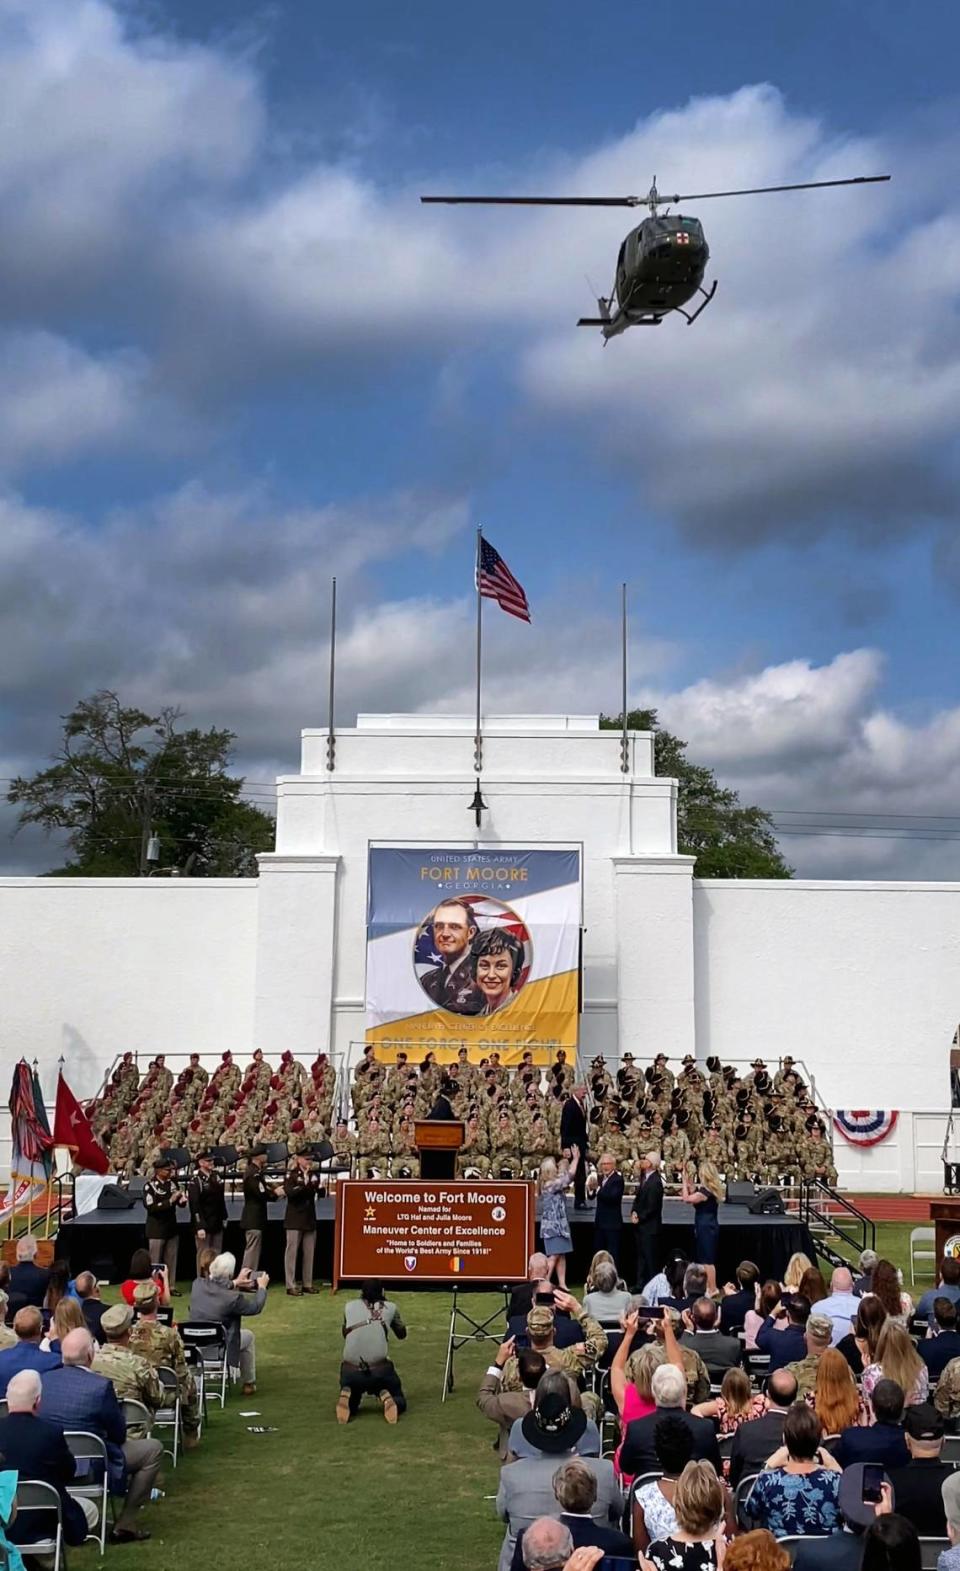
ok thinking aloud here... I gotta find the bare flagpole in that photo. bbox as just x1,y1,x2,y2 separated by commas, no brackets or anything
620,582,629,773
326,576,337,772
471,528,486,827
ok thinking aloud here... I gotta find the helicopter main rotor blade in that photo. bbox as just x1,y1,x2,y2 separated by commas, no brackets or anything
657,175,891,203
420,195,641,207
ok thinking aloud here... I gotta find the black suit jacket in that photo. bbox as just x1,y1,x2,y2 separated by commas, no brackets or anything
680,1328,744,1377
560,1097,588,1153
886,1459,953,1535
793,1533,863,1571
834,1422,908,1470
8,1261,50,1309
0,1411,88,1546
81,1297,108,1346
728,1408,789,1487
188,1173,228,1232
506,1281,538,1320
512,1513,635,1571
620,1405,721,1477
632,1171,664,1229
719,1288,754,1333
920,1330,960,1379
594,1172,625,1227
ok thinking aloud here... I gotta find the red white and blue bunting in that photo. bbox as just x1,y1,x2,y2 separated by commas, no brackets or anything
833,1110,899,1147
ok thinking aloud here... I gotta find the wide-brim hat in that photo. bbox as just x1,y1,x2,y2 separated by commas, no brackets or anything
520,1393,587,1454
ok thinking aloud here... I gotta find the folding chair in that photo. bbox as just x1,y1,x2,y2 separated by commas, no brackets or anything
179,1322,228,1408
121,1397,154,1437
0,1401,7,1419
717,1431,735,1459
919,1539,951,1569
910,1227,937,1285
64,1430,110,1553
734,1472,760,1529
183,1343,206,1431
777,1536,832,1564
622,1470,663,1535
942,1434,960,1464
14,1479,65,1571
153,1366,182,1466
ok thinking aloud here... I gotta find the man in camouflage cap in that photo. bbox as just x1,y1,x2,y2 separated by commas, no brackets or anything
785,1312,834,1398
499,1293,607,1423
92,1303,163,1434
129,1280,201,1447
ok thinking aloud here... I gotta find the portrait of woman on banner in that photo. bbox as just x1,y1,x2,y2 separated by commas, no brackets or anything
470,926,526,1015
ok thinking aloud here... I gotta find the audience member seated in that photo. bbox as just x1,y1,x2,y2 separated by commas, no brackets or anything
865,1258,913,1325
641,1252,689,1309
0,1290,14,1350
835,1377,908,1469
811,1267,861,1345
680,1296,744,1380
744,1281,781,1351
728,1369,798,1488
842,1296,887,1380
129,1280,201,1447
190,1250,268,1397
495,1396,623,1571
691,1366,766,1435
582,1258,632,1323
916,1257,960,1324
337,1277,407,1423
940,1470,960,1571
43,1296,84,1355
507,1254,551,1320
723,1529,789,1571
858,1512,921,1571
611,1309,687,1478
505,1285,584,1351
0,1307,63,1395
719,1262,760,1334
619,1363,722,1480
647,1312,711,1409
514,1518,573,1571
792,1466,893,1571
811,1345,867,1440
74,1271,108,1344
120,1250,172,1310
631,1416,694,1551
852,1248,878,1297
0,1369,96,1549
93,1302,164,1427
507,1372,601,1460
511,1460,636,1571
39,1326,163,1545
43,1260,71,1320
747,1402,842,1538
782,1253,814,1294
8,1237,50,1311
921,1297,960,1381
479,1338,553,1460
755,1295,810,1371
640,1459,725,1571
785,1311,834,1398
797,1266,829,1311
664,1264,709,1315
887,1402,953,1536
499,1299,606,1425
862,1320,929,1410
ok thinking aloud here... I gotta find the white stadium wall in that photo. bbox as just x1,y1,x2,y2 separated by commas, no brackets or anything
0,713,956,1193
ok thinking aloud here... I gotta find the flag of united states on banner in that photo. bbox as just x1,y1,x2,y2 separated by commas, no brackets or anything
477,535,530,622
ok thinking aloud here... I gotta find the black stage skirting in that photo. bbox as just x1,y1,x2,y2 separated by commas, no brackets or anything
56,1190,816,1290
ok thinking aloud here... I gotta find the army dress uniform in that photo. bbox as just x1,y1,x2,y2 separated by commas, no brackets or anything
283,1160,320,1294
241,1155,277,1273
144,1166,185,1280
188,1160,228,1259
420,953,484,1014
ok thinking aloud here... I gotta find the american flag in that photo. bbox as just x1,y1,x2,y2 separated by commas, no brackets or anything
476,535,530,623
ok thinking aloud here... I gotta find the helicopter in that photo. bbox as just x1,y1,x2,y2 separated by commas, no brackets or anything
421,174,890,340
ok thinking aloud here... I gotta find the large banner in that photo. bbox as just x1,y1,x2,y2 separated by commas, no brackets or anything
334,1179,535,1285
365,847,581,1061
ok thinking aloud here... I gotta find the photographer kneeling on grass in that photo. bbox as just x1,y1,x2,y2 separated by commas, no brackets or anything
337,1278,408,1425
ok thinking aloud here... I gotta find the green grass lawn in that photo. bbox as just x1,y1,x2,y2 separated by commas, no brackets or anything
67,1223,933,1571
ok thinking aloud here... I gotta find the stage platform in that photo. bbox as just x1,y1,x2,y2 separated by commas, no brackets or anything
57,1186,815,1289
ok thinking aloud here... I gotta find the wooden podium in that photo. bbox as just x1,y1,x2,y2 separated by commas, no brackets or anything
930,1199,960,1262
415,1119,465,1181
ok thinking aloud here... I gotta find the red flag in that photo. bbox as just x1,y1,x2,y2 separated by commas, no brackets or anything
53,1072,109,1175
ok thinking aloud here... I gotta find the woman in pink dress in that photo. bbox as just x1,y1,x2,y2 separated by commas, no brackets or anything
611,1307,687,1483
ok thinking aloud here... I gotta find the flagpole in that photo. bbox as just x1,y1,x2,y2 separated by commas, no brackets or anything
326,576,337,772
471,528,486,828
620,582,629,774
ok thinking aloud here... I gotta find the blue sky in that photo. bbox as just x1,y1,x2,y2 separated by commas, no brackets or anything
1,0,959,875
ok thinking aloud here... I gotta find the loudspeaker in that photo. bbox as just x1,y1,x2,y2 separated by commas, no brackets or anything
748,1187,785,1216
726,1180,757,1206
99,1183,136,1210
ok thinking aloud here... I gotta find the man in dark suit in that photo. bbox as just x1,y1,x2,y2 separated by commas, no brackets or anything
0,1368,91,1547
630,1151,664,1290
510,1457,635,1571
282,1152,319,1296
835,1378,908,1469
0,1307,62,1396
74,1272,108,1345
887,1403,953,1536
719,1262,760,1333
507,1255,550,1320
591,1153,625,1265
680,1296,744,1380
9,1238,50,1309
559,1086,589,1209
729,1367,797,1486
619,1361,721,1478
38,1327,163,1544
919,1297,960,1380
755,1295,810,1370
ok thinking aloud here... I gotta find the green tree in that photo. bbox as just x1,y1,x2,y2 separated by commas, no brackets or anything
8,691,275,876
600,707,792,878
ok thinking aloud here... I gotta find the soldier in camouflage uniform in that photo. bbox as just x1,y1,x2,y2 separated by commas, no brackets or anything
129,1280,201,1445
499,1299,607,1424
331,1119,358,1174
93,1303,163,1434
803,1121,838,1186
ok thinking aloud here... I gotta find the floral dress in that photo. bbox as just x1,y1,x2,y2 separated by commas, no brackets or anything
748,1467,842,1538
538,1176,573,1256
645,1537,718,1570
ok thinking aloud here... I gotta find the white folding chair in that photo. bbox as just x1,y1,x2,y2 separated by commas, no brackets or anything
64,1429,110,1553
153,1365,182,1465
183,1343,206,1433
777,1535,832,1564
910,1227,937,1285
14,1479,64,1571
919,1539,951,1569
735,1472,760,1528
180,1323,228,1409
121,1397,154,1436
